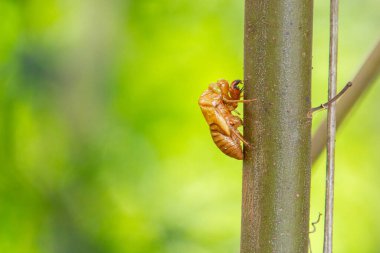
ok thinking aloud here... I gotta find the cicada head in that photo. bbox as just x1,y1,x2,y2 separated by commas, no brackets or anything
229,80,243,100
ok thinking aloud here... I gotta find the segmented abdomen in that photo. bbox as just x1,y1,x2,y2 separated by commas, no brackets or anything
209,124,243,160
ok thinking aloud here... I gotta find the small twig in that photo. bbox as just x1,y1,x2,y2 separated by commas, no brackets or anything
308,213,323,253
309,212,323,234
309,82,352,115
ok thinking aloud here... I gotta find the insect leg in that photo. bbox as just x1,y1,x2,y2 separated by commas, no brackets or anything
229,127,251,147
223,98,256,103
229,115,243,127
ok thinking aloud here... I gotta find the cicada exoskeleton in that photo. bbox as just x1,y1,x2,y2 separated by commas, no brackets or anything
198,79,254,160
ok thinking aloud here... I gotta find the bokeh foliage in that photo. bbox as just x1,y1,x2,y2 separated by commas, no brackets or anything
0,0,379,253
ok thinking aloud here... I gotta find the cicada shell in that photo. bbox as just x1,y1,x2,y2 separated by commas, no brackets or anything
198,79,254,160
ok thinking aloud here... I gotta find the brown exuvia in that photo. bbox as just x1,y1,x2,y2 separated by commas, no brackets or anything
198,79,254,160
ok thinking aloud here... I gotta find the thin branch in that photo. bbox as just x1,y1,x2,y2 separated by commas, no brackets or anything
311,40,380,164
323,0,339,252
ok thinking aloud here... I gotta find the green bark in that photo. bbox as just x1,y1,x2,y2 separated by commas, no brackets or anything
241,0,314,252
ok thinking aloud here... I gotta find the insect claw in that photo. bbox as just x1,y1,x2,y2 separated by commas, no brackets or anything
244,142,252,148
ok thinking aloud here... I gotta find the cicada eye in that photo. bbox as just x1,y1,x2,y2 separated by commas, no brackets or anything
232,80,243,90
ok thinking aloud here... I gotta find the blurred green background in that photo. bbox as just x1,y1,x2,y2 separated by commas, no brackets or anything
1,0,380,252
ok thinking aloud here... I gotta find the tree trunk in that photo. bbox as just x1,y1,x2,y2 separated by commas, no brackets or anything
241,0,314,252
